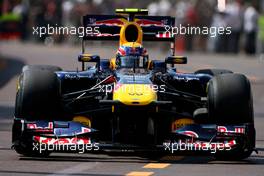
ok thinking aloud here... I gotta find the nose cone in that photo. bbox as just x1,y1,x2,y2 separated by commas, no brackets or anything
113,84,157,105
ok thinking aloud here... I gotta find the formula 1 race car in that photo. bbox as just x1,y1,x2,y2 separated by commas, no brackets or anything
12,9,256,160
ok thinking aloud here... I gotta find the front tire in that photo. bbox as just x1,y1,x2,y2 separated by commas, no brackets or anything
13,65,62,157
207,73,255,160
208,73,253,124
15,65,62,120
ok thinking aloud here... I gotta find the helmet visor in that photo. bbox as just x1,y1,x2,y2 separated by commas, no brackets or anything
119,56,140,68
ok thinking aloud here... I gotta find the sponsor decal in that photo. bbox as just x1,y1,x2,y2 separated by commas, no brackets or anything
235,127,245,134
81,127,91,133
136,19,164,27
217,126,245,134
64,74,80,80
27,122,53,132
173,75,199,82
182,131,199,138
171,118,194,131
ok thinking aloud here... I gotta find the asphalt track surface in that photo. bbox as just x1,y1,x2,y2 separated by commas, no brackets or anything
0,42,264,176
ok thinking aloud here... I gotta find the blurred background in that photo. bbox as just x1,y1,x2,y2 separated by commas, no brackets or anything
0,0,264,55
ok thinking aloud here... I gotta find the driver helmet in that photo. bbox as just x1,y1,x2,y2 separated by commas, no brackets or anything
116,42,148,68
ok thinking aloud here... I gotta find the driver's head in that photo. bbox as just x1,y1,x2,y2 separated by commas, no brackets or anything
116,42,148,68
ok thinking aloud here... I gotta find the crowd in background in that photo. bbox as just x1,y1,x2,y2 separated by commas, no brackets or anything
1,0,264,55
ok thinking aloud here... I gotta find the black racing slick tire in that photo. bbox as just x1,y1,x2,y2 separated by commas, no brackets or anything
208,73,253,124
207,73,255,160
195,69,233,76
13,141,51,157
15,65,62,120
13,65,62,156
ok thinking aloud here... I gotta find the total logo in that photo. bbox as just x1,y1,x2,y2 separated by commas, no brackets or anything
128,92,143,96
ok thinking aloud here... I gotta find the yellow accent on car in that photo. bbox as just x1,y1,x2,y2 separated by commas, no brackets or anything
122,42,142,48
110,58,117,70
173,58,185,64
73,116,91,127
79,54,92,62
125,8,139,12
16,76,20,92
119,22,143,46
171,118,194,131
113,84,157,106
155,106,159,112
147,60,153,70
116,8,148,13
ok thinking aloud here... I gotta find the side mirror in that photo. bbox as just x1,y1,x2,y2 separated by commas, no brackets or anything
165,56,187,64
150,60,166,72
78,54,100,63
78,54,100,71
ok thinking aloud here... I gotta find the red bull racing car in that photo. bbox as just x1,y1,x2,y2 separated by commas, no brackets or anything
12,9,256,160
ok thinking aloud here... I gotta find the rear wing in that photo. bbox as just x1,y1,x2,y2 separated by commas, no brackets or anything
80,9,176,70
82,15,175,41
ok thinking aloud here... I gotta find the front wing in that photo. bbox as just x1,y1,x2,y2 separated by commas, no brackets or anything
12,118,255,155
